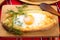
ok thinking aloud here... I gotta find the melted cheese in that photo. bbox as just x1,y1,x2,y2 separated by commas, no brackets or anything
14,11,46,29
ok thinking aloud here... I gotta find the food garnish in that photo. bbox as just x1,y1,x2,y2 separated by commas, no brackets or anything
5,4,27,35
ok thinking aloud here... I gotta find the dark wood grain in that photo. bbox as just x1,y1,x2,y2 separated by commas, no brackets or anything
40,3,60,17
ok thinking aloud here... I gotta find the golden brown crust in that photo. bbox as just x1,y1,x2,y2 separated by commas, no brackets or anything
1,11,57,32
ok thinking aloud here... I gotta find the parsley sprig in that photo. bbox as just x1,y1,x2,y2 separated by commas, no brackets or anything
6,4,27,35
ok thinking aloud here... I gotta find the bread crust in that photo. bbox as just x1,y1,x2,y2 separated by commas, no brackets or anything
1,11,57,32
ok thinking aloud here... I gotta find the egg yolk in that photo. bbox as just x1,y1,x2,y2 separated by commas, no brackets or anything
24,15,34,25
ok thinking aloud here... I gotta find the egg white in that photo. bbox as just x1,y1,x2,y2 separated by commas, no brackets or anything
14,11,46,29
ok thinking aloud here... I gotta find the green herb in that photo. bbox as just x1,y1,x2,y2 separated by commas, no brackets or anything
17,21,23,26
16,4,27,16
6,4,27,35
8,27,23,35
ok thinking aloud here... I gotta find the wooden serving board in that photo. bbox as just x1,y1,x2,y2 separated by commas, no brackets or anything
0,0,4,4
0,5,59,37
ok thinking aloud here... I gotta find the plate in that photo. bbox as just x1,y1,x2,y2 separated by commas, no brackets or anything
20,0,59,5
0,5,59,37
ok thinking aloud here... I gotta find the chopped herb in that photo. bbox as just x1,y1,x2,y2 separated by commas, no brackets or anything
6,4,27,35
14,18,23,26
16,4,27,16
8,27,23,35
17,21,23,26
